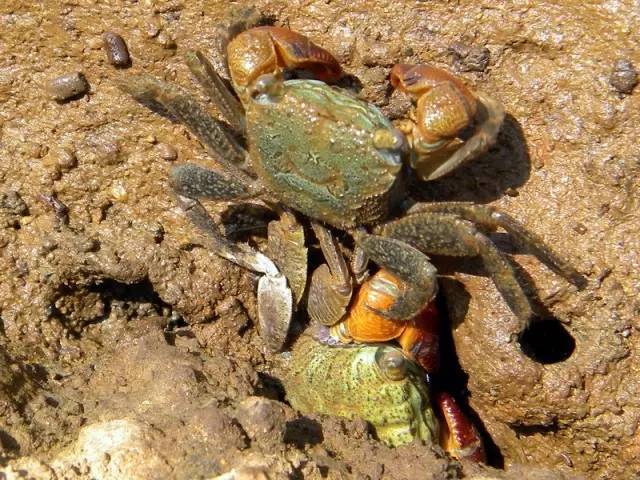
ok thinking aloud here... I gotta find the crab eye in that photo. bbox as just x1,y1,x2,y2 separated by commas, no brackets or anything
250,73,284,103
373,127,406,152
375,347,407,381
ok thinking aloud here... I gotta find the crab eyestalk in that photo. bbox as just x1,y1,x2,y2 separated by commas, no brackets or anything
227,26,342,94
249,73,285,103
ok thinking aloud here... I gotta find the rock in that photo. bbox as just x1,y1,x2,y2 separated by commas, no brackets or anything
46,72,89,101
609,59,638,94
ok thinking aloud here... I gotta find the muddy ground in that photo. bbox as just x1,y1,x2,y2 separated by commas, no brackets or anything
0,1,638,479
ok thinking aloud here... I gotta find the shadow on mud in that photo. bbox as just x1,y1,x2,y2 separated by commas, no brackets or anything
413,114,531,204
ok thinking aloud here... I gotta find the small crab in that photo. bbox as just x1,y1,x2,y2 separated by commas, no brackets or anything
119,25,585,351
317,267,486,461
284,331,484,461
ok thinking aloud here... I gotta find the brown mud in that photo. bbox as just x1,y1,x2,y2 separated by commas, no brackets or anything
0,1,638,479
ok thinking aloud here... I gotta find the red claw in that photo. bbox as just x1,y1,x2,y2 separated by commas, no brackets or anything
398,300,440,373
436,392,486,463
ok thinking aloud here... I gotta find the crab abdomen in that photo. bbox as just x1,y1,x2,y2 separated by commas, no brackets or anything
246,80,405,228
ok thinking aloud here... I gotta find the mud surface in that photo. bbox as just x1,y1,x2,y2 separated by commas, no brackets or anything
0,1,638,479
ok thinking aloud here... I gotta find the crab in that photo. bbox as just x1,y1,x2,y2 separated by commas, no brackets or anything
119,25,586,353
315,267,486,460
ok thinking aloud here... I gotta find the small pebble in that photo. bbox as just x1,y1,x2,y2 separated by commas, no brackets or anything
235,397,287,443
37,194,69,226
609,59,638,94
28,143,47,159
39,239,58,255
0,191,29,216
46,72,90,101
573,222,588,234
92,139,122,166
141,16,162,38
449,42,490,72
110,183,128,202
155,142,177,161
156,31,176,49
44,147,77,172
78,237,100,253
103,32,131,68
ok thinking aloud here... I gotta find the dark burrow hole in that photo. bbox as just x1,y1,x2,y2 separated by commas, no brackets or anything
434,294,504,468
518,318,575,364
63,277,179,334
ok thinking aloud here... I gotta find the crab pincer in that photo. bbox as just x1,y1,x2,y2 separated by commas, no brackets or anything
390,63,505,180
330,269,440,373
227,26,342,92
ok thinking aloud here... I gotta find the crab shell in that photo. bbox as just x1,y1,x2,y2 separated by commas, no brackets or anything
283,334,439,447
244,78,407,229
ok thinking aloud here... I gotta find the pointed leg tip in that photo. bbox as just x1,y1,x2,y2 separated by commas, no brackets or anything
257,274,293,352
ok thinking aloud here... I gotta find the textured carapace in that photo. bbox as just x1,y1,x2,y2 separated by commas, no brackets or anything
284,334,439,447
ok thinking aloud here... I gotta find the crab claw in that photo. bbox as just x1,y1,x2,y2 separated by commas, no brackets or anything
330,269,440,372
436,392,486,463
391,64,478,148
227,26,342,92
398,300,440,373
390,63,505,181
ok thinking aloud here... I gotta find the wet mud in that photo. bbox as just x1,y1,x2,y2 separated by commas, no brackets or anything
0,1,638,479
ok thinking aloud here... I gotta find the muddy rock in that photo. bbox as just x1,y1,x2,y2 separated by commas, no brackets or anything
236,396,290,445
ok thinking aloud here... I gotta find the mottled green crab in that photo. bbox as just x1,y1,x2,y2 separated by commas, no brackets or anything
283,331,439,448
119,25,585,354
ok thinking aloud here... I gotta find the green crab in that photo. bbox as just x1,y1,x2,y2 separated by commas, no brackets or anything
283,330,439,448
119,25,585,353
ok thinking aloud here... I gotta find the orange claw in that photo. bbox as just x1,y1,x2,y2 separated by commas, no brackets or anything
330,269,440,373
437,392,486,463
227,26,342,91
398,301,440,373
390,64,478,148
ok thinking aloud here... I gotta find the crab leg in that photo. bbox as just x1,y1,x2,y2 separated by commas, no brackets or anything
307,222,353,326
353,232,439,321
436,392,486,462
376,214,535,326
117,75,251,179
406,202,587,288
176,194,292,352
185,50,246,135
171,164,257,200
